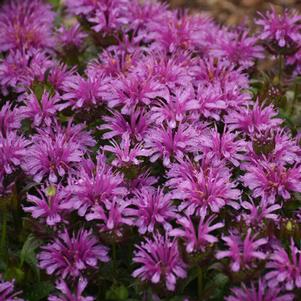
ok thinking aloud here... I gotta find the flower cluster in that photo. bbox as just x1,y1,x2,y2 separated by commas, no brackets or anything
0,0,301,300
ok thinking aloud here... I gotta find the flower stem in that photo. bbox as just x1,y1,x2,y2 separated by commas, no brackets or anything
198,267,202,300
0,210,7,256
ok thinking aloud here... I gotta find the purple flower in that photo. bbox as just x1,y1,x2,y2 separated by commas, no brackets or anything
23,125,90,183
62,74,108,109
167,159,240,216
256,8,301,48
0,103,23,135
100,109,150,141
150,87,199,128
240,198,281,227
0,276,23,301
226,279,294,301
126,188,177,234
242,160,301,203
107,73,168,114
20,91,68,127
198,127,246,167
23,184,72,226
103,133,148,167
132,233,187,291
65,0,100,16
212,29,264,68
86,198,133,237
0,131,29,175
170,215,224,253
216,229,267,272
266,239,301,291
66,154,127,217
38,228,109,279
56,23,87,49
88,0,129,35
144,123,199,167
0,0,55,51
225,102,282,135
49,278,94,301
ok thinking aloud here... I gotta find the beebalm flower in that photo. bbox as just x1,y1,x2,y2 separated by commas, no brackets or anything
65,0,100,16
225,102,282,135
132,233,187,291
0,276,23,301
242,160,301,203
126,188,177,234
0,103,23,134
216,229,267,272
266,239,301,290
100,109,150,141
167,159,240,216
190,57,249,90
103,133,148,167
21,91,68,127
127,170,157,193
67,154,127,217
241,199,281,227
23,125,89,183
86,198,133,237
212,29,264,69
170,215,224,253
56,23,87,49
49,278,94,301
0,0,55,51
150,87,199,128
195,85,227,121
88,0,129,34
256,8,301,48
198,127,246,167
107,73,168,114
62,74,108,109
144,123,199,167
226,279,294,301
23,184,72,226
38,228,109,279
0,131,29,175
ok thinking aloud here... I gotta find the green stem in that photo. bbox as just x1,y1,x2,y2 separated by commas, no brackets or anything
0,210,7,255
198,267,202,300
278,54,284,83
112,242,117,277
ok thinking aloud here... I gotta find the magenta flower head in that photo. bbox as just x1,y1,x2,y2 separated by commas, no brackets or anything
0,0,55,51
100,109,150,141
132,233,187,291
0,276,23,301
62,74,108,109
38,228,109,279
67,154,127,217
56,23,87,50
23,124,91,183
0,103,23,135
103,133,148,167
226,279,294,301
127,188,177,234
266,239,301,291
216,229,267,272
23,184,72,226
170,215,224,253
86,198,133,237
49,278,94,301
199,127,246,167
144,123,199,167
65,0,100,16
242,160,301,203
0,131,29,175
225,102,282,135
21,91,68,127
213,29,264,68
167,159,240,216
256,7,301,49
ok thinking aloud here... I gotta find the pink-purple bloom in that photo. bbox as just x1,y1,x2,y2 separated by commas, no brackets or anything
0,276,23,301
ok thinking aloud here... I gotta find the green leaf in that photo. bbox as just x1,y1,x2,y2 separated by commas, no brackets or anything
20,234,41,279
106,284,129,300
26,281,54,301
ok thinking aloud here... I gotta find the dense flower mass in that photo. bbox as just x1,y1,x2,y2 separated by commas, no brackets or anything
0,0,301,300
